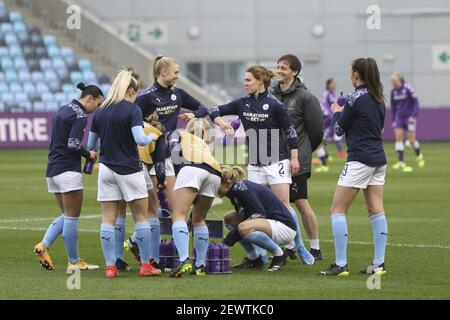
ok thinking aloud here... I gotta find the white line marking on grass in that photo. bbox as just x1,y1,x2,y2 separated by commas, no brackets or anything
0,214,101,224
320,239,450,250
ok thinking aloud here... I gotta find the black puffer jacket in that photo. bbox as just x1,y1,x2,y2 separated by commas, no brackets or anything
272,78,324,177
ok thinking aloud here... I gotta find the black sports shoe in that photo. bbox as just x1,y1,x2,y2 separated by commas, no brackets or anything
115,258,132,272
359,263,386,275
285,247,297,260
124,238,140,262
310,248,323,261
232,256,265,269
170,258,193,278
266,252,288,272
189,264,206,276
318,263,349,276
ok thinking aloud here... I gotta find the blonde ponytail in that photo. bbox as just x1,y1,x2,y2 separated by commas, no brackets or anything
221,165,246,184
152,55,178,82
186,118,215,145
102,70,139,107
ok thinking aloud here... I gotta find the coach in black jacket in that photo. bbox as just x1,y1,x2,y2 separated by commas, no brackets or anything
272,54,324,260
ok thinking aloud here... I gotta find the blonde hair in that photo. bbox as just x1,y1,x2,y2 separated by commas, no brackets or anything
185,118,215,145
102,70,139,107
152,55,178,82
221,165,246,183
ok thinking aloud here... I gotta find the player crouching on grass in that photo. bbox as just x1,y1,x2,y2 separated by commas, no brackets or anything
220,166,297,272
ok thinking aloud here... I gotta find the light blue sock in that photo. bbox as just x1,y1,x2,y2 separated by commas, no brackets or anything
193,225,209,267
244,231,283,256
331,213,348,267
226,223,256,256
42,214,64,248
135,222,152,264
371,213,388,266
148,217,161,263
114,217,125,261
289,207,306,248
100,223,116,266
172,220,189,262
63,216,79,264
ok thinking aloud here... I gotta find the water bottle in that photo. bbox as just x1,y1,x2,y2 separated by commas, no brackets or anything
221,242,230,273
222,118,241,146
83,149,96,174
159,240,167,268
210,243,221,274
337,92,346,107
206,243,212,273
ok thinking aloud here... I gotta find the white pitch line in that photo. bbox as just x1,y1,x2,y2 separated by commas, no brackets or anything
0,214,102,224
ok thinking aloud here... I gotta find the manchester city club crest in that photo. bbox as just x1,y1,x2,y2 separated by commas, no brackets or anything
171,94,177,101
263,104,269,110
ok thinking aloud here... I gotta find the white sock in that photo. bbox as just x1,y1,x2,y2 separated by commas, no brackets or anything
310,239,320,250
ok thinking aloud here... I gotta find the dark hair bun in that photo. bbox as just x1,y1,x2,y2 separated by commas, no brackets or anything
76,82,86,91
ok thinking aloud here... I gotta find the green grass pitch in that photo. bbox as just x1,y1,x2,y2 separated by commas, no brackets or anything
0,143,449,299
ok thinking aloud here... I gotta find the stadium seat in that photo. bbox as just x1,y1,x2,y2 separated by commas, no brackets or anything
35,46,48,60
60,47,75,59
46,101,59,111
1,92,14,104
0,71,4,81
62,83,76,94
4,33,18,45
1,57,14,70
44,70,58,82
30,33,43,46
35,82,50,93
83,70,97,84
0,46,8,57
28,26,41,36
31,71,44,82
13,21,26,34
0,101,5,112
1,23,13,34
0,82,8,94
23,82,35,95
48,80,61,93
9,45,23,58
39,58,52,70
9,83,22,93
43,35,57,47
15,92,28,103
18,101,32,111
5,70,18,82
33,101,45,112
41,92,54,103
9,11,22,23
27,58,40,72
78,59,92,71
54,92,66,105
70,71,83,84
101,84,111,96
14,58,28,71
18,70,30,82
47,45,60,59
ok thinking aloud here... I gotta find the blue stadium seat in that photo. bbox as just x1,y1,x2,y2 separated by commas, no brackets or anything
70,71,83,84
101,84,111,96
13,21,26,34
1,57,14,70
9,11,22,23
33,101,46,112
1,92,14,104
0,102,5,112
14,57,28,71
41,92,54,103
1,23,13,34
35,82,50,93
0,82,8,94
46,101,59,111
23,82,35,95
0,71,5,81
44,70,58,82
15,92,28,103
0,46,8,57
18,101,32,111
78,59,92,71
5,70,18,82
27,58,40,72
18,70,30,82
62,83,76,94
43,35,57,47
30,33,43,46
52,57,66,69
31,71,44,82
47,45,60,59
8,45,23,58
39,58,52,70
48,80,60,93
54,92,66,105
83,70,97,84
4,33,18,45
35,46,48,60
10,83,22,93
60,47,75,59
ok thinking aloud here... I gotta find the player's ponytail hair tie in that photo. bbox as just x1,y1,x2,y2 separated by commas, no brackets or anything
221,165,246,184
